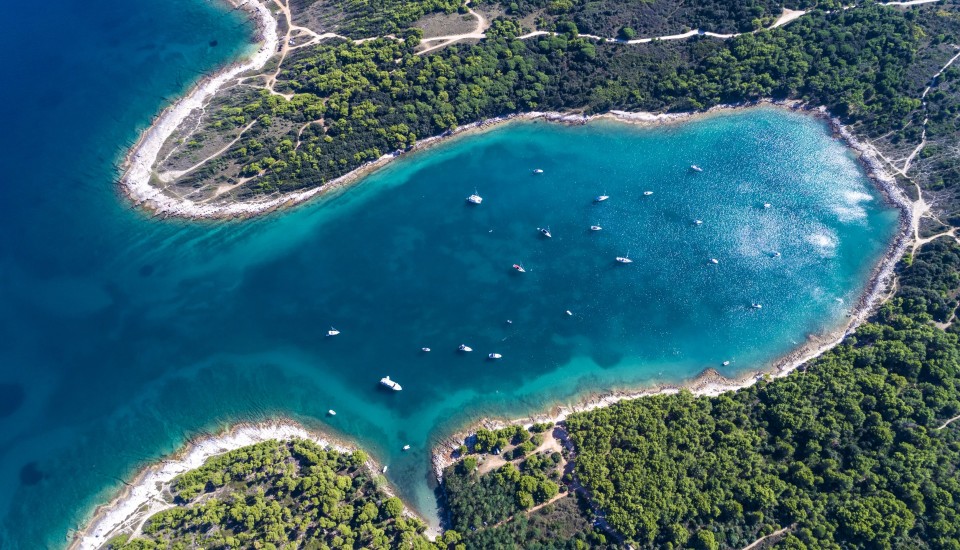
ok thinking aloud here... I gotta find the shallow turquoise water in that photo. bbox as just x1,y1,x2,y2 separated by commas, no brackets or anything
0,1,899,546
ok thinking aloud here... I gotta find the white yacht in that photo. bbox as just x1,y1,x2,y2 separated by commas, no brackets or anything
513,263,526,273
763,203,772,209
595,194,609,202
538,226,552,238
466,192,483,204
488,353,502,360
421,347,431,352
402,445,411,451
327,327,340,336
380,376,402,391
458,344,473,352
690,165,703,172
533,168,544,174
771,251,781,258
709,258,719,264
751,303,763,309
643,191,654,196
722,360,730,366
616,256,633,264
328,410,336,416
693,219,703,226
565,310,573,316
590,225,602,231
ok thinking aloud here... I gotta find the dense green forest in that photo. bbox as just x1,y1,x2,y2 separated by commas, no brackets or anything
171,1,960,203
107,440,439,549
563,237,960,549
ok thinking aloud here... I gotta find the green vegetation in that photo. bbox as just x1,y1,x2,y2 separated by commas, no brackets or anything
173,1,958,203
108,440,438,549
458,494,618,549
564,239,960,548
444,450,563,531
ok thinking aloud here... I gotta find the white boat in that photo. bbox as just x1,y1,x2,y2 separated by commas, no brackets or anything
690,165,703,172
643,191,654,196
751,303,763,309
771,251,781,258
538,226,552,238
709,258,719,264
722,360,730,366
565,310,573,316
466,193,483,205
506,319,513,324
327,327,340,336
595,195,609,202
763,203,772,209
458,344,473,352
421,347,431,352
382,465,388,473
616,256,633,264
488,353,502,359
693,219,703,226
328,409,336,416
590,225,602,231
402,445,411,451
533,168,544,174
513,263,526,273
380,376,402,391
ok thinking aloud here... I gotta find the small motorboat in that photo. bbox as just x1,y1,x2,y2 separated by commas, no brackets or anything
643,191,654,196
722,360,730,366
466,192,483,204
690,165,703,172
402,445,411,451
328,410,336,416
709,258,719,265
590,225,602,231
506,319,513,324
751,303,763,309
488,353,502,360
763,203,772,209
327,327,340,336
538,227,552,238
458,344,473,352
513,263,526,273
382,465,388,473
380,376,402,391
693,219,703,226
595,195,609,202
616,256,633,264
421,347,431,352
771,251,781,258
565,310,573,316
533,168,544,174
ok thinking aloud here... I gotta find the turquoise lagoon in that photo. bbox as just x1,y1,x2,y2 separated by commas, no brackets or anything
0,0,899,546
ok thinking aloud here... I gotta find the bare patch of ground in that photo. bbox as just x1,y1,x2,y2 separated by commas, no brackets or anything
416,11,480,38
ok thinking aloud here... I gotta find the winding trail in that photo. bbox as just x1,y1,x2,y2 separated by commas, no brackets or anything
741,525,795,550
939,414,960,430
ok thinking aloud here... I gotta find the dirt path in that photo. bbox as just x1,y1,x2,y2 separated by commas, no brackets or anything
158,119,258,182
741,525,794,550
938,414,960,430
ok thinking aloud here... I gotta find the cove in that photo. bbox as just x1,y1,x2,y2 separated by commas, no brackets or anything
2,99,899,547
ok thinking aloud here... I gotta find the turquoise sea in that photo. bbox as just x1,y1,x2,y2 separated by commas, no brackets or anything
0,1,899,547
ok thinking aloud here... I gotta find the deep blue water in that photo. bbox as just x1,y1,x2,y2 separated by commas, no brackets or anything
0,1,898,548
